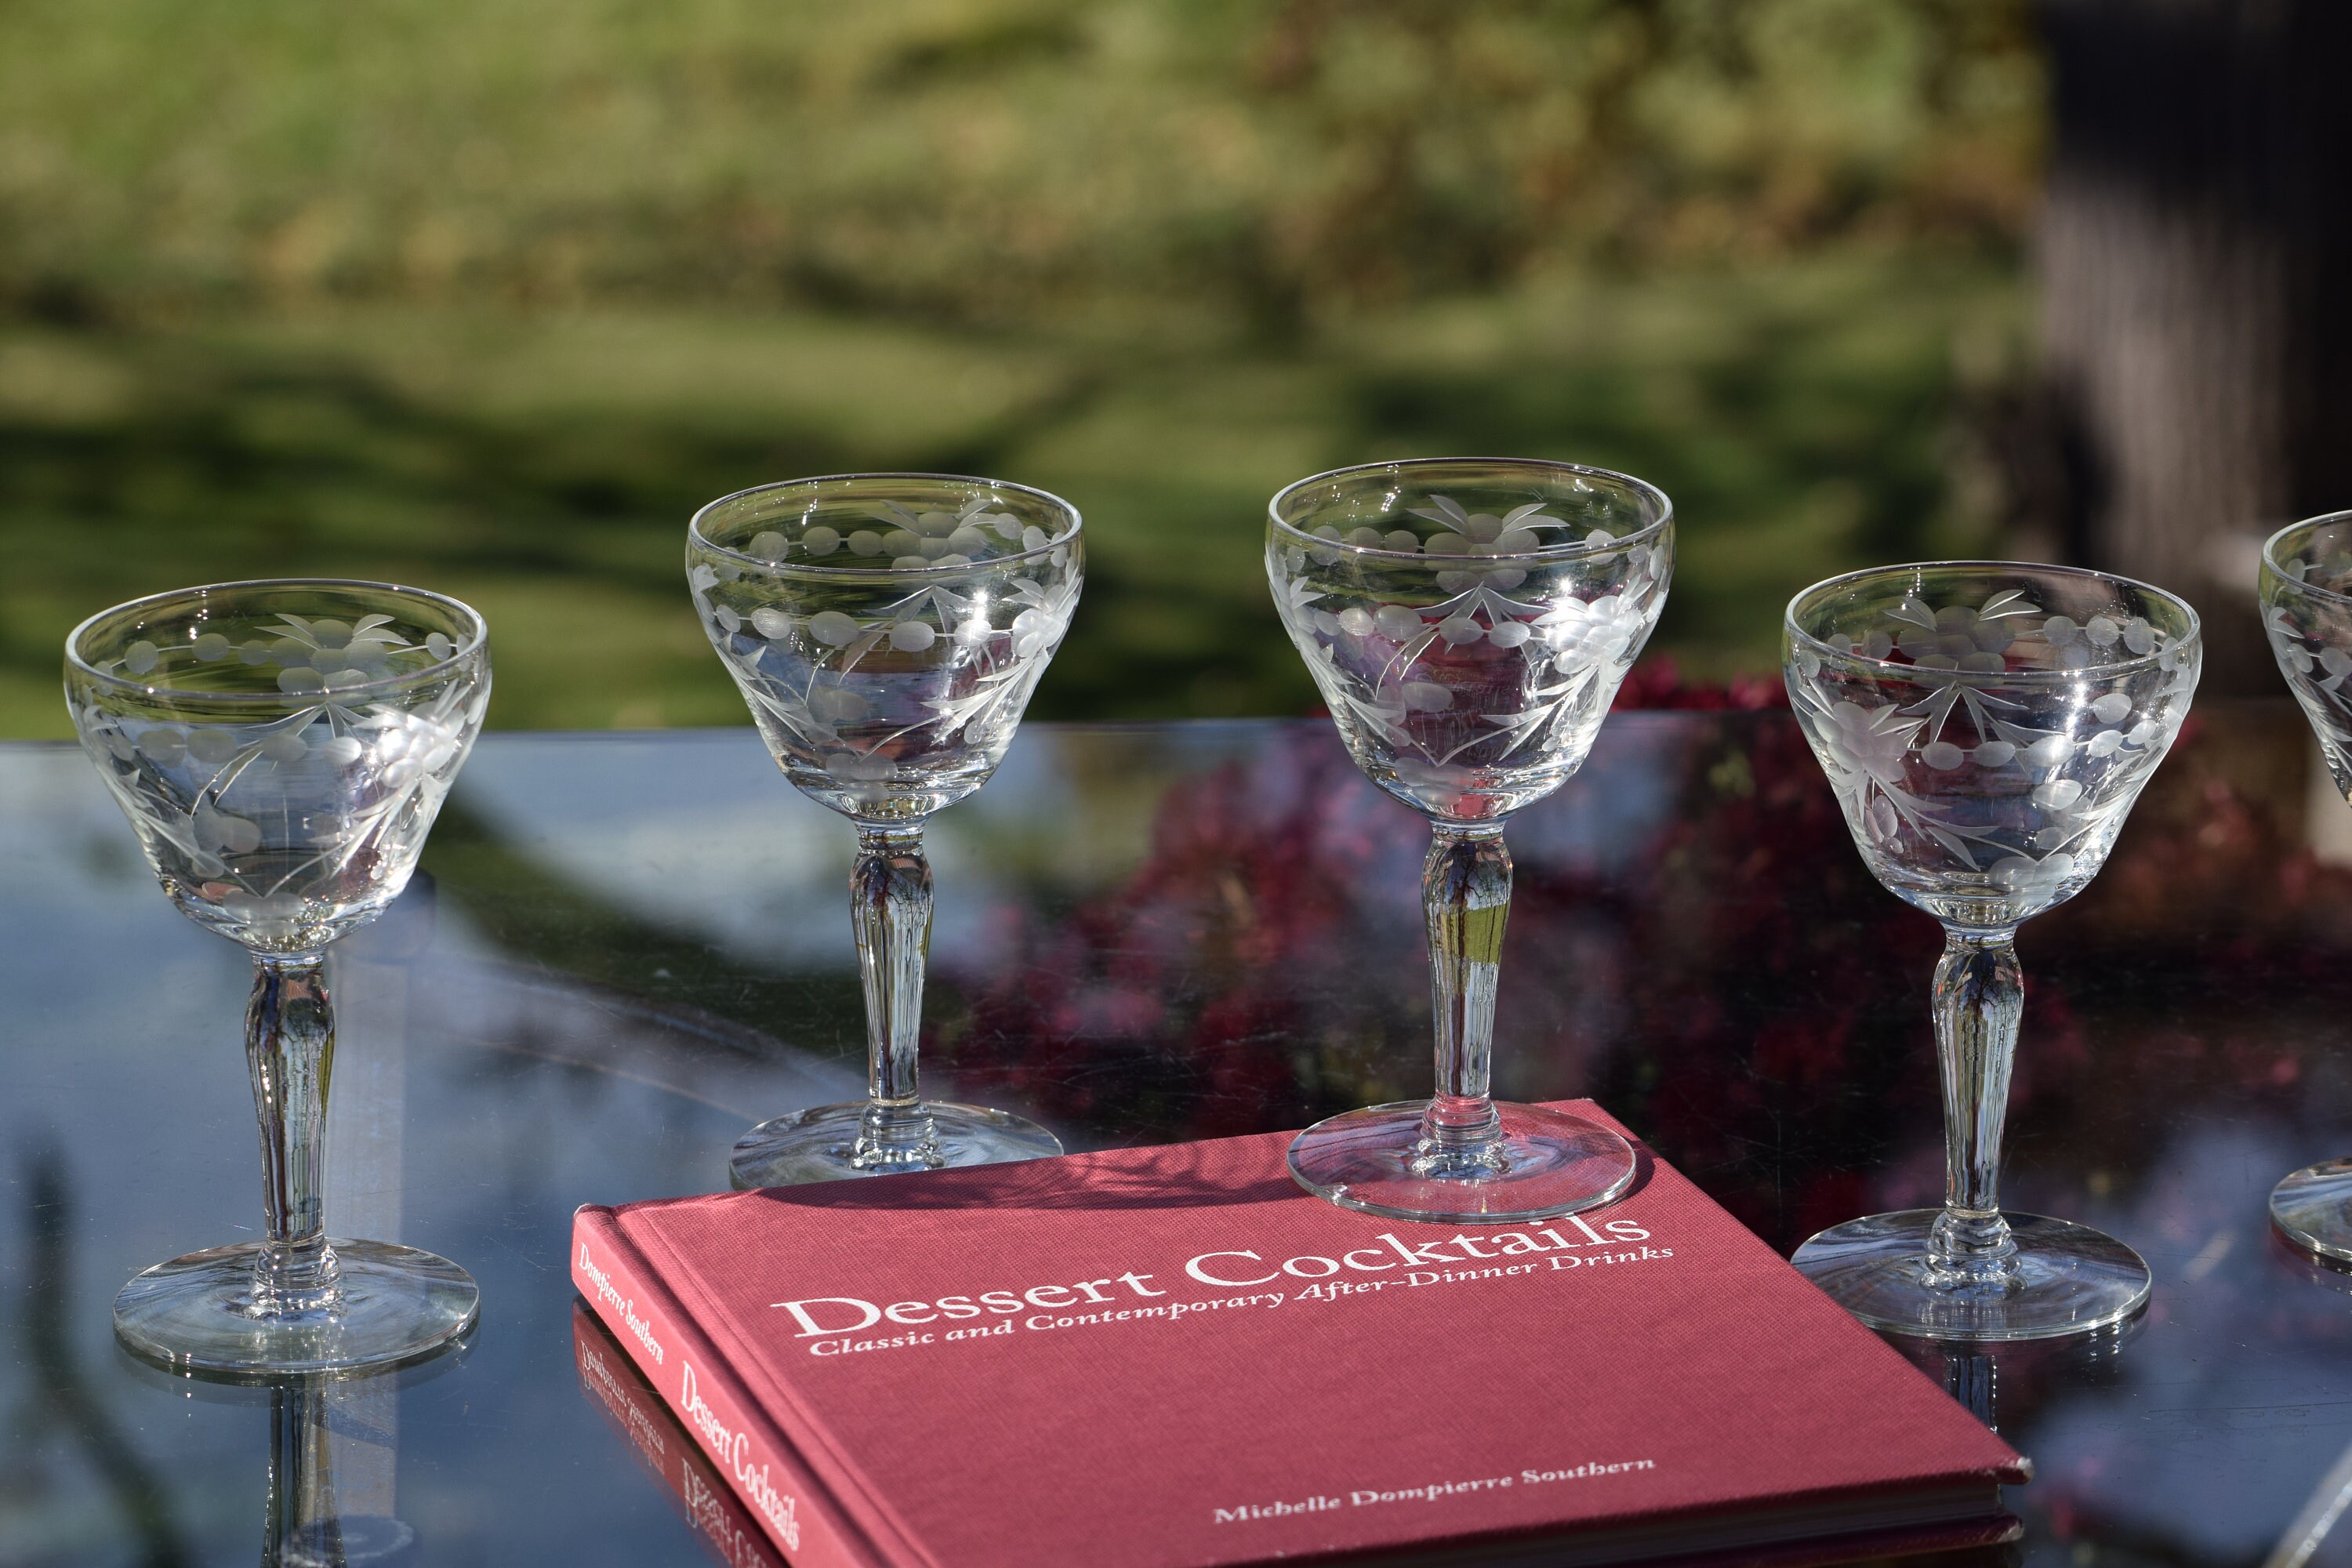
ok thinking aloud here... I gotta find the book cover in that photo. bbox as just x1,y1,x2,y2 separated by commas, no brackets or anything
572,1102,2024,1567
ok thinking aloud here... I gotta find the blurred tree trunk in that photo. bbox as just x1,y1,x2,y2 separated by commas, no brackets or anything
2027,0,2352,691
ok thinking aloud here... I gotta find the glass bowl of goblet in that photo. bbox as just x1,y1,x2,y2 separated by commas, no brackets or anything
64,579,491,1376
1266,457,1673,1221
2259,513,2352,1261
1784,561,2199,1341
689,474,1081,1187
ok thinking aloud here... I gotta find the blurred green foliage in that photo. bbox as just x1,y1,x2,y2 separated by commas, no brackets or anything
0,0,2040,735
0,0,2037,321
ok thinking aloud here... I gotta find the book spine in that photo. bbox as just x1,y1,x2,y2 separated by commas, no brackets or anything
572,1207,880,1568
574,1308,788,1568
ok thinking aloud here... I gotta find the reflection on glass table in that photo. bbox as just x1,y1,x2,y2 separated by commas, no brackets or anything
11,711,2352,1564
574,1306,786,1568
240,1365,442,1567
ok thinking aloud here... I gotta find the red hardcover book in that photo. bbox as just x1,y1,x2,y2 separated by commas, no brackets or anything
571,1102,2024,1567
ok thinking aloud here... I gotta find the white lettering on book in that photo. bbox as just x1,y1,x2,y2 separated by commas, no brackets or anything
1523,1459,1658,1483
680,1361,800,1550
1350,1476,1515,1505
579,1242,666,1366
775,1273,1172,1337
766,1218,1668,1354
1213,1495,1342,1523
1546,1247,1674,1271
1210,1461,1658,1525
811,1330,937,1356
1028,1291,1283,1331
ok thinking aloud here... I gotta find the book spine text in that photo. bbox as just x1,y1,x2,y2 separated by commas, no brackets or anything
572,1207,877,1568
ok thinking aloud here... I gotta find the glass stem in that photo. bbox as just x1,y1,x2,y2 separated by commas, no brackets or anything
245,954,343,1317
851,824,941,1171
1927,927,2024,1287
1415,822,1511,1175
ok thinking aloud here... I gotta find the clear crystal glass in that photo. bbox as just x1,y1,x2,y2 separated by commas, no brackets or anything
2259,514,2352,1261
689,474,1080,1185
1265,457,1673,1221
1784,562,2200,1340
64,579,490,1376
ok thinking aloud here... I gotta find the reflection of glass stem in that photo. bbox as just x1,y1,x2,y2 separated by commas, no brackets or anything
1940,1350,1998,1428
267,1375,415,1567
851,824,942,1171
247,956,343,1317
268,1377,339,1567
1928,929,2023,1289
1416,824,1510,1176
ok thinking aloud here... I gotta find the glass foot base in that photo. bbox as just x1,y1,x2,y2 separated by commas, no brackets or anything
113,1238,478,1378
729,1101,1063,1189
285,1515,416,1566
1284,1100,1636,1223
2271,1159,2352,1262
1791,1209,2150,1342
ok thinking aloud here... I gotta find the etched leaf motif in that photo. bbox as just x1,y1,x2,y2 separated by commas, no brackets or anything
1406,495,1474,532
923,666,1029,742
1887,597,1939,630
884,584,975,624
1338,690,1414,748
1478,668,1593,760
1901,683,1963,740
1501,502,1568,532
1977,590,2041,619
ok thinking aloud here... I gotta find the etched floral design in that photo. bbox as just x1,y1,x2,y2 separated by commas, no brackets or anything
1788,575,2198,922
2270,602,2352,720
1540,591,1646,669
1271,487,1672,820
67,599,489,950
690,491,1083,818
2262,528,2352,793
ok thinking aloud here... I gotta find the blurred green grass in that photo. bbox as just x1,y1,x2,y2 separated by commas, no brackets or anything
0,252,2014,737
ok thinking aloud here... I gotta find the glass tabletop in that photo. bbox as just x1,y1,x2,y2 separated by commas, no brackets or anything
7,710,2352,1566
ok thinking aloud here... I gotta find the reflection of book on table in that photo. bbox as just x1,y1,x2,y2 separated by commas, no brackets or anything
573,1302,790,1568
572,1102,2027,1567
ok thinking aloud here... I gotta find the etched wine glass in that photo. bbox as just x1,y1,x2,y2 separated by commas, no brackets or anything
2259,514,2352,1261
64,580,491,1375
1266,457,1673,1221
690,474,1081,1186
1784,562,2200,1340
